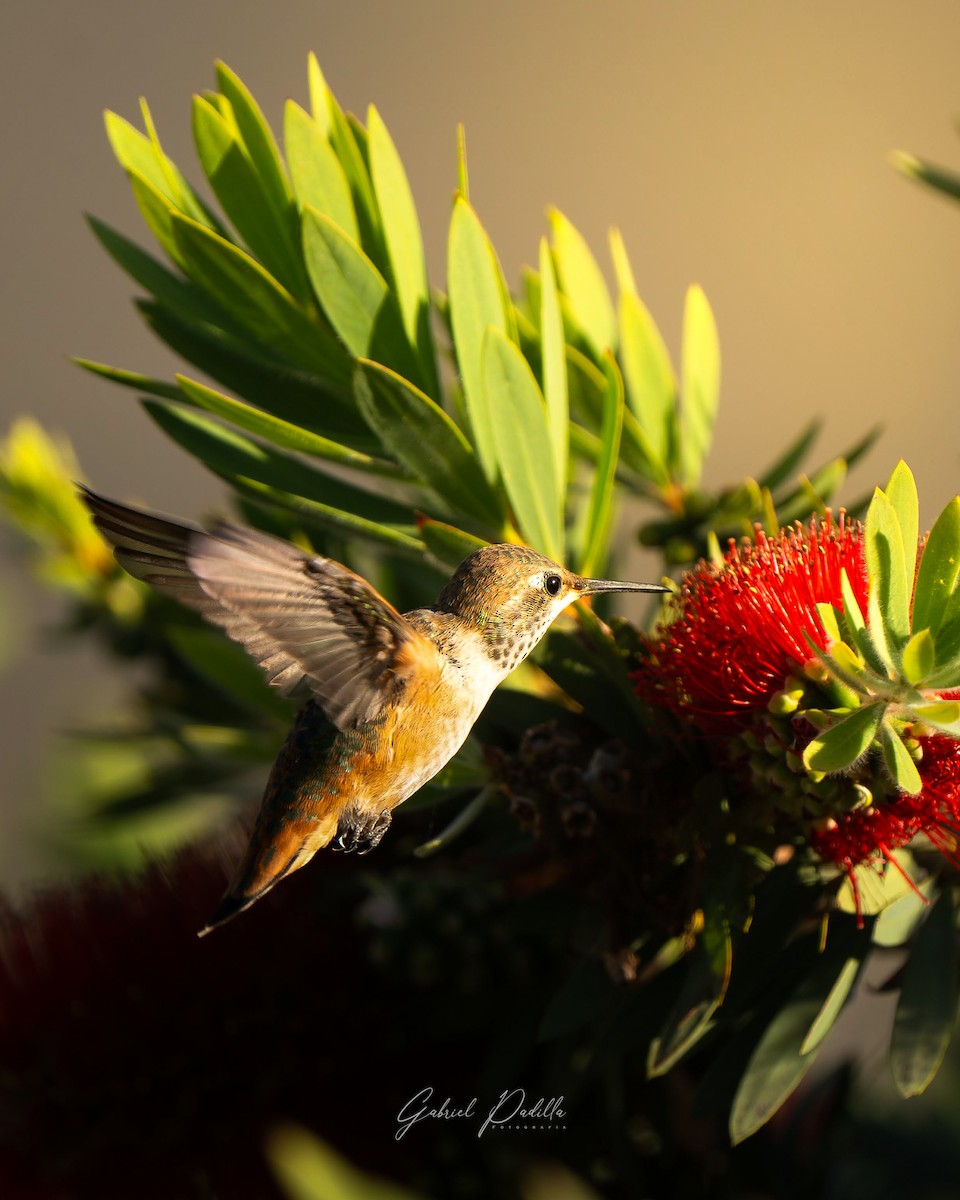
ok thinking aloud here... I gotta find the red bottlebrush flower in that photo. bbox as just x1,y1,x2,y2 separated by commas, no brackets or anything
812,733,960,873
634,514,868,734
632,513,960,888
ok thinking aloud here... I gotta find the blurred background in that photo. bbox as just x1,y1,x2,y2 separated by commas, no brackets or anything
2,0,960,892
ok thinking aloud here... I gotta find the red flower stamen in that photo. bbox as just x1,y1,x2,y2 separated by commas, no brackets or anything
634,514,867,733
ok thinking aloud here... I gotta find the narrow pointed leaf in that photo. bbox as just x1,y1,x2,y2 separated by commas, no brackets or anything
902,628,936,686
891,891,959,1097
840,567,888,676
214,61,293,216
648,942,729,1078
367,105,438,398
170,213,351,383
608,227,637,296
894,152,960,203
866,487,911,666
175,375,400,477
758,420,820,492
136,301,370,448
354,360,502,527
192,95,308,303
284,101,359,242
483,329,563,559
885,460,919,587
539,238,568,490
730,940,865,1144
143,400,412,530
127,169,185,267
548,208,615,357
307,53,333,137
881,725,923,796
577,355,623,578
87,216,241,334
301,206,419,382
680,285,720,488
105,110,218,231
73,359,182,400
802,703,884,774
235,477,422,557
799,956,864,1055
618,289,676,470
447,198,511,479
326,98,386,272
913,497,960,637
418,517,489,570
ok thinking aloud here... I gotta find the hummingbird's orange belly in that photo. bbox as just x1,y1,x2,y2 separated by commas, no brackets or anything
339,673,480,812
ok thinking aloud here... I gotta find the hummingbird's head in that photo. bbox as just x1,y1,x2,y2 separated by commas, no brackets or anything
435,544,668,673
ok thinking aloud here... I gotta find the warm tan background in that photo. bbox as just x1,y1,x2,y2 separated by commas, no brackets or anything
3,0,960,891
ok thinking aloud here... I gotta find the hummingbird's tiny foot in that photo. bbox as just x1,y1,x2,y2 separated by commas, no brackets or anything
335,806,392,855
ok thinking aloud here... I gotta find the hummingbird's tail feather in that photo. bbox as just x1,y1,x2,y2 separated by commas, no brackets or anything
197,810,341,937
197,846,308,937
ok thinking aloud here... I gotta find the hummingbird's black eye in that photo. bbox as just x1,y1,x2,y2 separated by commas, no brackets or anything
544,573,562,596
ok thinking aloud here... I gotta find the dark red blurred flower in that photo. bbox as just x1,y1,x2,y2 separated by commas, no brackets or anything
0,845,471,1200
634,514,868,733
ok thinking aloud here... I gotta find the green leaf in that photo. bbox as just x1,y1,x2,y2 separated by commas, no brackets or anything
143,400,413,532
72,359,182,400
873,878,936,947
214,61,293,218
885,461,919,586
799,956,864,1055
548,208,615,358
301,206,419,382
367,105,438,399
192,94,308,304
106,109,221,233
577,355,624,578
608,226,637,295
136,301,370,449
483,328,563,560
617,288,676,473
233,476,422,556
87,216,241,334
865,487,911,669
680,285,720,489
839,567,887,676
168,625,294,720
175,375,400,478
880,725,923,795
413,785,495,857
730,938,865,1144
891,891,959,1097
170,213,351,382
757,420,820,492
447,197,511,480
893,151,960,204
267,1124,419,1200
913,496,960,637
539,239,569,492
325,95,386,272
354,361,502,527
802,703,884,774
417,517,489,570
902,628,936,686
284,101,359,242
648,942,728,1078
127,168,185,268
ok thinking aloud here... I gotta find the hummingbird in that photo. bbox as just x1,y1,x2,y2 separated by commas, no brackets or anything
81,487,667,935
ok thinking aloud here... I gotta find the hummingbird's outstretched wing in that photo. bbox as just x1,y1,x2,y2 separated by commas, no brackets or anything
81,487,435,730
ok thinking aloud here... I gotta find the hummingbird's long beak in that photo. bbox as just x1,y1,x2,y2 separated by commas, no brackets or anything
580,578,669,596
